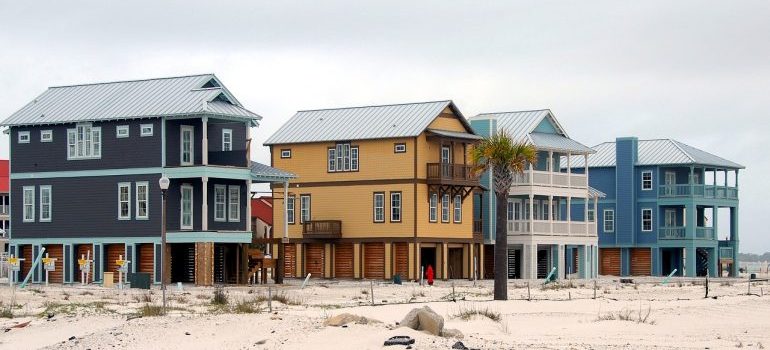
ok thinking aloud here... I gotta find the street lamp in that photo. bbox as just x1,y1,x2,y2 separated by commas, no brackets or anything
158,176,170,314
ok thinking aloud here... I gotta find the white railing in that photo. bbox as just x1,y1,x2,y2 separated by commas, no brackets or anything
509,220,596,236
511,170,588,189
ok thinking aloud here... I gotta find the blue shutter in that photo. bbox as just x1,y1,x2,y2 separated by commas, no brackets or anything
32,245,42,283
125,244,135,274
93,244,103,283
64,244,73,283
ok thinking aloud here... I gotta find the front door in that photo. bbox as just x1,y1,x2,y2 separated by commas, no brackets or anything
665,171,676,195
508,198,524,233
665,209,676,227
441,146,452,177
181,125,194,166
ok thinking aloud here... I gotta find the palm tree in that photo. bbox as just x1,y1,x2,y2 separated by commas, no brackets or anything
471,132,537,300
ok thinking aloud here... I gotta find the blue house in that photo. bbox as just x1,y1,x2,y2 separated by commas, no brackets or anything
1,74,294,285
570,137,743,277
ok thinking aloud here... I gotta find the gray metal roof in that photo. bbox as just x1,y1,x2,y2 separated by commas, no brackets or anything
567,139,745,169
2,74,262,127
264,100,474,145
250,161,296,182
426,128,483,140
588,186,606,198
470,109,593,154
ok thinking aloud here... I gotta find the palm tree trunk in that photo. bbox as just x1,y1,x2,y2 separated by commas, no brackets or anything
493,191,508,300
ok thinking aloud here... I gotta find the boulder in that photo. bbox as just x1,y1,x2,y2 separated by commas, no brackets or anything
399,306,445,336
324,313,379,327
442,328,464,339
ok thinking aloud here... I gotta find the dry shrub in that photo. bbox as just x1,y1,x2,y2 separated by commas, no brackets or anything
451,304,502,322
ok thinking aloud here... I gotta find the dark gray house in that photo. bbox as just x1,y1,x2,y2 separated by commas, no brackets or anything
2,74,294,285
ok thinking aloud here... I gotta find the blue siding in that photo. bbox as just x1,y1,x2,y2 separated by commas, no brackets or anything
533,118,558,134
588,168,616,199
470,118,496,242
636,166,657,199
615,138,637,245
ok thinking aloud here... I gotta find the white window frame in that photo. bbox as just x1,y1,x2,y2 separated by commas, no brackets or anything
351,147,359,171
180,184,194,229
300,195,311,224
40,130,53,143
642,208,653,232
116,125,130,138
135,182,149,220
394,143,406,153
329,143,358,172
228,185,240,222
587,208,595,222
665,209,676,227
390,192,402,222
18,131,30,144
140,124,153,137
214,185,227,222
441,194,450,223
39,185,52,222
641,171,653,190
327,148,335,171
429,193,438,222
222,129,232,151
23,186,34,222
118,182,131,220
281,149,291,159
603,209,615,233
287,196,295,224
67,123,101,160
180,125,194,166
453,195,462,223
373,192,385,223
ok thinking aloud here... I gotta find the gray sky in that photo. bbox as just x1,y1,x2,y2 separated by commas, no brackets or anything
1,1,768,253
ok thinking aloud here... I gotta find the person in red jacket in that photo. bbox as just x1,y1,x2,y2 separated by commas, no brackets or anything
426,264,435,286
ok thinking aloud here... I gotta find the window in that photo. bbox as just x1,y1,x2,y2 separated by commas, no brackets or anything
429,193,438,222
287,196,295,224
391,192,402,222
140,124,154,137
38,185,52,222
228,185,240,222
67,124,101,159
136,182,149,220
328,143,358,172
300,195,311,223
603,209,615,233
441,194,450,223
441,146,451,163
18,131,30,143
642,208,652,232
116,125,130,138
281,149,291,159
22,186,34,222
222,129,232,151
373,192,385,223
394,143,406,153
180,125,194,165
542,202,549,221
642,171,652,190
118,183,131,220
453,195,462,223
214,185,227,221
507,199,514,221
588,208,595,222
181,184,193,229
40,130,53,142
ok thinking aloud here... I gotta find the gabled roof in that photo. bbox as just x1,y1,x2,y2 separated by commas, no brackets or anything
251,197,273,225
470,109,594,154
1,74,262,127
264,100,474,145
569,139,745,169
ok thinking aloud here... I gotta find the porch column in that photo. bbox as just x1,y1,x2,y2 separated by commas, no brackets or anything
202,116,208,165
566,196,572,235
724,169,729,193
557,244,565,280
526,244,537,279
735,169,739,188
567,152,572,187
246,179,252,232
685,246,697,277
686,203,696,239
284,181,289,243
202,176,209,231
528,193,534,234
712,205,718,239
584,194,589,235
577,245,586,278
548,151,553,185
584,154,589,179
548,195,554,234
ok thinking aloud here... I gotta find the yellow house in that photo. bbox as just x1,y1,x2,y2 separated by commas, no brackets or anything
264,101,485,280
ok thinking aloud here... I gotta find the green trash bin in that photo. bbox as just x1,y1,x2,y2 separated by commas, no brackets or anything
393,273,402,285
129,272,151,289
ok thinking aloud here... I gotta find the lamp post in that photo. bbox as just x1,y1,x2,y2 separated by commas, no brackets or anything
158,176,170,314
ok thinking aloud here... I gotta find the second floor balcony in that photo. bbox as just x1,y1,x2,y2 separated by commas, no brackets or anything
302,220,342,239
508,220,597,237
512,170,588,189
658,226,715,240
208,149,248,167
427,163,479,187
658,184,738,200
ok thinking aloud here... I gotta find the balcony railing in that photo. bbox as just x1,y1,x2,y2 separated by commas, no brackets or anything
695,227,715,240
659,226,686,239
511,170,587,189
472,220,483,241
719,247,734,260
426,163,479,186
0,205,8,216
659,184,738,200
302,220,342,239
507,220,596,236
208,150,248,167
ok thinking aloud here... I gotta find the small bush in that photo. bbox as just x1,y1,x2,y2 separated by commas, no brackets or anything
175,296,188,304
212,287,228,306
141,294,152,303
1,307,13,319
595,306,655,325
196,294,210,300
272,291,303,306
720,281,734,287
139,304,164,317
360,289,369,295
451,304,501,322
233,299,261,314
80,291,94,296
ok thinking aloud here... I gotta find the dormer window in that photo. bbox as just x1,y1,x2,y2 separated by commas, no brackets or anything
67,123,101,160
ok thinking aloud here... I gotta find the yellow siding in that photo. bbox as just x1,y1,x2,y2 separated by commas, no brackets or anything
427,114,468,132
415,184,474,239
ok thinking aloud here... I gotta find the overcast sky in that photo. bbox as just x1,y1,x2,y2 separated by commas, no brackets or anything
1,1,768,253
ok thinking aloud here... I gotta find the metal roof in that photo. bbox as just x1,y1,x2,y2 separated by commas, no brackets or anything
264,100,474,145
567,139,745,169
1,74,262,127
470,109,593,154
588,186,606,198
250,161,296,182
426,128,483,140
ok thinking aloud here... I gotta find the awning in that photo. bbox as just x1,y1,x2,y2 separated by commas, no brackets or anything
250,161,296,183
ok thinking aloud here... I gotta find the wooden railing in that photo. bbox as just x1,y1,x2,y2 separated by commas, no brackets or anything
659,184,738,200
302,220,342,239
426,163,479,186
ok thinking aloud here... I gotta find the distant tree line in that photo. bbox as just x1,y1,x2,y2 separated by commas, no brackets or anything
739,252,770,262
